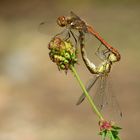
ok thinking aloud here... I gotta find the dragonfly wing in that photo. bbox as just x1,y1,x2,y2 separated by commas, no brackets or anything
93,75,122,119
76,75,100,105
106,77,123,118
38,18,68,37
93,75,108,110
76,93,86,105
70,11,81,20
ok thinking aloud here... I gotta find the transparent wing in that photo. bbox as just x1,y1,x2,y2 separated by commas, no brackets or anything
93,75,122,120
38,18,70,40
93,75,108,110
105,76,123,118
70,11,81,20
76,75,100,105
38,12,79,36
38,16,80,47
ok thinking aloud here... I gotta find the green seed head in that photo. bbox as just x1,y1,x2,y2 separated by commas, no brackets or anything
48,37,78,72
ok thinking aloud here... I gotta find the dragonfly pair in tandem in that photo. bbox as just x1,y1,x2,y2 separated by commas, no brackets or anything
40,11,122,118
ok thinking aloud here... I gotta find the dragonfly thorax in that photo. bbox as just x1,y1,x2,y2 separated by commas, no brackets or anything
97,60,111,74
69,20,87,32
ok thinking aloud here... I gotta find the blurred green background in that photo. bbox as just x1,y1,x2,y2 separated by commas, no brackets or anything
0,0,140,139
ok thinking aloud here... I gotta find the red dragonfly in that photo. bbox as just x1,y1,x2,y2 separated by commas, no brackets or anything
56,11,121,62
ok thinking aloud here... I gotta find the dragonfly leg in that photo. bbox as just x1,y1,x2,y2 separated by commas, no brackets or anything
64,31,71,41
95,43,106,60
54,29,68,38
70,30,78,48
54,28,71,42
95,43,110,61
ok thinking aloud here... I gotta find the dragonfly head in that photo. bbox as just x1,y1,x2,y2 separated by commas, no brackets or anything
57,16,67,27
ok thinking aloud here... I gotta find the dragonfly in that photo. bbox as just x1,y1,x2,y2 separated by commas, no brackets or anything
56,11,121,61
40,11,121,61
77,32,122,118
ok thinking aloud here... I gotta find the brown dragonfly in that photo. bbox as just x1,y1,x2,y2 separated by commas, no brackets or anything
76,40,122,119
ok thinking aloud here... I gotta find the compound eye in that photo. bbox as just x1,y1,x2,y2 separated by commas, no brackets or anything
57,16,67,27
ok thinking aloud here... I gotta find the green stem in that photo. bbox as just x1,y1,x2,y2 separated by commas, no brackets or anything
109,130,115,140
70,65,104,120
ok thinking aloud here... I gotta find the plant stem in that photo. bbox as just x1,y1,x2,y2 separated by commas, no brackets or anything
70,65,104,120
109,130,116,140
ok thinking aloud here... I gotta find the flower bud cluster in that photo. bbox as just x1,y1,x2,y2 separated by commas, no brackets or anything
48,37,77,72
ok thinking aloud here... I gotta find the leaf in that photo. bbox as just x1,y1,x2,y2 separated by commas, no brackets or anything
111,130,119,136
112,126,122,130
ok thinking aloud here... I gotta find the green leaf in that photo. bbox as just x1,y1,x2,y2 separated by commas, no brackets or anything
115,136,121,140
111,130,119,136
112,126,122,130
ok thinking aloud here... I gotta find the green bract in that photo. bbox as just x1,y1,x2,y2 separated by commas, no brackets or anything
48,37,77,72
99,120,122,140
